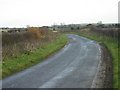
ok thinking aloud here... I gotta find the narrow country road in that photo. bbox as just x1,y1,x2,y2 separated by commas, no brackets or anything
2,34,101,88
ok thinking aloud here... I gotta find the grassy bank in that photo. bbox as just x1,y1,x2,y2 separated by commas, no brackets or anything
75,33,118,88
2,34,67,79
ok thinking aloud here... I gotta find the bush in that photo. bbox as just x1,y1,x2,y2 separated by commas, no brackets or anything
28,27,41,39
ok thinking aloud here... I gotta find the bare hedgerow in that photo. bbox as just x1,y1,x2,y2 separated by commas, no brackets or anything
2,27,59,60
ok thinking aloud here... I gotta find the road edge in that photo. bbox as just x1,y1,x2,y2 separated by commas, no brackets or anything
91,42,113,88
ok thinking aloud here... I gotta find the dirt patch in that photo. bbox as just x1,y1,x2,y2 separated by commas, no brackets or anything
91,42,113,88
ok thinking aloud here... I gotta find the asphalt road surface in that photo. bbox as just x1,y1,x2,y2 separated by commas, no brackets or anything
2,34,101,88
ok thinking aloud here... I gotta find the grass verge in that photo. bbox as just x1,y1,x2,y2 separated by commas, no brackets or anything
75,33,118,88
2,34,67,79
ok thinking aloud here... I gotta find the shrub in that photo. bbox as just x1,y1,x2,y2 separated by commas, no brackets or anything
28,27,41,39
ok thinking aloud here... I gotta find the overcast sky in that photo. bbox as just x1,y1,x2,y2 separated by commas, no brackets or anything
0,0,119,27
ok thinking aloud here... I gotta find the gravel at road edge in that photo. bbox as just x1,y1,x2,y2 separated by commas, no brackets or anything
91,42,113,88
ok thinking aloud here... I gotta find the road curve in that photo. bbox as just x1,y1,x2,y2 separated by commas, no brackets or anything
2,34,101,88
